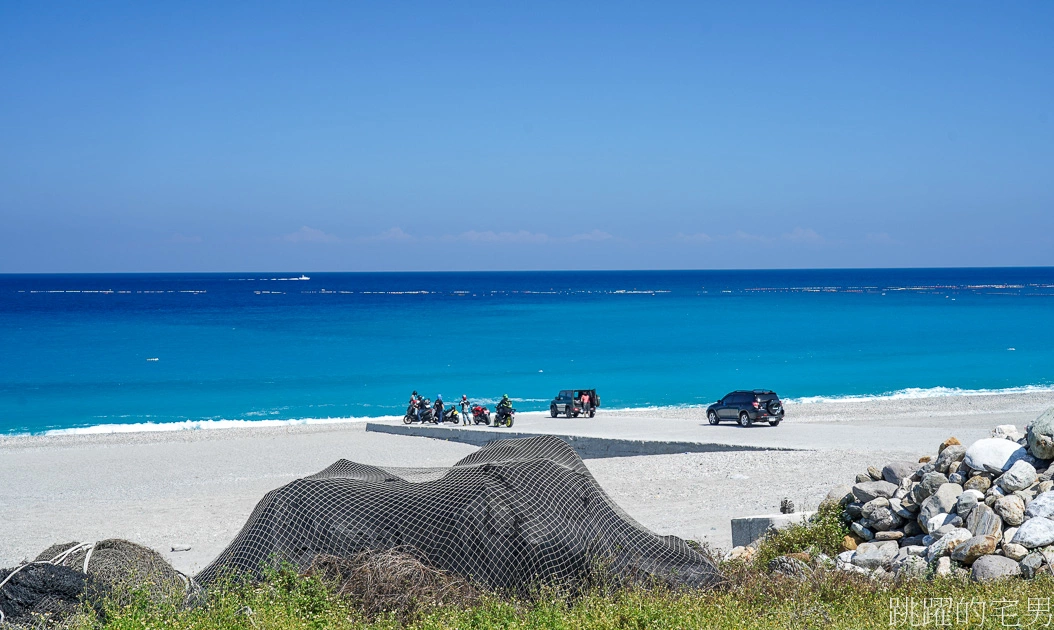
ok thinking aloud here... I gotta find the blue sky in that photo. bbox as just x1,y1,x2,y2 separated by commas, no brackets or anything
1,2,1052,272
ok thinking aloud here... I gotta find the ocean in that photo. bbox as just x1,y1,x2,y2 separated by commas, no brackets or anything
1,268,1052,436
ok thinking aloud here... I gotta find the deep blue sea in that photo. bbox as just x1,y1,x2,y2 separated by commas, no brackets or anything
1,269,1052,436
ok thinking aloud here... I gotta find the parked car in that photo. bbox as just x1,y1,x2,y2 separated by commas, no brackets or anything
706,390,784,427
549,389,600,418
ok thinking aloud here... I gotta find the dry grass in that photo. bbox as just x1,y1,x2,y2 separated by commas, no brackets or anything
303,547,481,622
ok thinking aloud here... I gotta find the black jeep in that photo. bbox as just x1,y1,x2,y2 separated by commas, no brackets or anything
550,389,600,418
706,390,784,427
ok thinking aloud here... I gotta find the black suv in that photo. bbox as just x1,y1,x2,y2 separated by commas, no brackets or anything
550,389,599,418
706,390,784,427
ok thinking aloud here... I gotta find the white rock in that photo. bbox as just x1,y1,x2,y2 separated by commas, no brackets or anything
935,556,953,577
963,438,1029,474
1011,518,1054,549
926,513,963,534
992,424,1023,441
853,541,899,569
1003,527,1019,546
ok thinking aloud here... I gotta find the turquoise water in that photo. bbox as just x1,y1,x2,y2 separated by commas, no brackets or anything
1,269,1052,436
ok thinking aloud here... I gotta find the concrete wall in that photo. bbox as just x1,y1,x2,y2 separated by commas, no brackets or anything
731,512,817,548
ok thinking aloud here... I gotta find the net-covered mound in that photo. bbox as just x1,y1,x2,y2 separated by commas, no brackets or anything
196,435,718,591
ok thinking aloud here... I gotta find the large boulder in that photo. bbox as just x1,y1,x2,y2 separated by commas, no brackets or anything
964,438,1029,474
919,483,964,533
819,485,854,510
1011,518,1054,549
971,555,1022,581
1025,491,1054,519
852,480,898,503
935,445,967,474
1027,408,1054,460
997,461,1038,493
882,461,918,485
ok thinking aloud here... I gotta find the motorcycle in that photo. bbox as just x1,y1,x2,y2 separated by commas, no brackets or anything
402,402,417,424
441,406,461,424
494,406,516,428
471,404,491,425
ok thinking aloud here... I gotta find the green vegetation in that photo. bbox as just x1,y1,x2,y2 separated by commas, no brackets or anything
63,511,1054,630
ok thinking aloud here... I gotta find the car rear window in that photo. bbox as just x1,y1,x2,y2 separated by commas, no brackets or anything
757,394,779,402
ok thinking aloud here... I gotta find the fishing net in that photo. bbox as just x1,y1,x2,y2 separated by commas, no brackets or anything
196,435,718,591
0,539,195,628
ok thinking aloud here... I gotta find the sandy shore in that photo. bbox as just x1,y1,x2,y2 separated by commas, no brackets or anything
2,391,1052,573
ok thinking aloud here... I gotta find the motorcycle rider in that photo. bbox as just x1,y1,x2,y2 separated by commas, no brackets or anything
496,394,513,424
459,395,470,425
433,395,444,423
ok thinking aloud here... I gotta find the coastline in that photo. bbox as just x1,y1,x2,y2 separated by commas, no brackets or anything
2,390,1053,575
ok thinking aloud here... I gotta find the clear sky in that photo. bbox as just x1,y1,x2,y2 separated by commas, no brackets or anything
2,2,1052,272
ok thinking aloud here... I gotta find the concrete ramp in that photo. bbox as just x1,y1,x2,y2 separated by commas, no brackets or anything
365,422,803,459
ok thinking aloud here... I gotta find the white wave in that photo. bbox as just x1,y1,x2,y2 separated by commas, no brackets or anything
42,415,398,436
785,384,1054,405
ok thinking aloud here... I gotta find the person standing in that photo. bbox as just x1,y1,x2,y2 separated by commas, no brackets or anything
460,395,470,425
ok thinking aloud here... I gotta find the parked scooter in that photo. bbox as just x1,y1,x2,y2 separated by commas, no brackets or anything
441,407,461,424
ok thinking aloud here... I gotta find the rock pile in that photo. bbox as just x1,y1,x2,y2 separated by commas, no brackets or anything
832,410,1054,581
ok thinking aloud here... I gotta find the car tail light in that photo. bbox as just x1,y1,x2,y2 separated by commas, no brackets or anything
752,401,759,408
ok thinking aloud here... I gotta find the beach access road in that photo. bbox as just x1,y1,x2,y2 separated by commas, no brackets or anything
1,391,1051,574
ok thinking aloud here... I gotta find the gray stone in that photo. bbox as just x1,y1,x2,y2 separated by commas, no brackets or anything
1011,518,1054,549
927,527,973,560
1038,481,1054,494
1004,543,1029,561
868,466,884,481
971,555,1021,581
1025,491,1054,519
900,535,927,547
730,511,818,547
901,545,927,557
903,520,923,537
882,461,919,485
874,530,904,541
919,483,964,532
964,438,1029,474
966,504,1004,538
869,507,901,532
912,472,949,503
852,541,899,570
965,476,992,493
956,492,980,519
935,444,967,474
997,461,1039,493
835,550,855,570
820,485,854,510
992,424,1023,441
856,473,872,483
889,498,913,519
1021,552,1045,579
951,535,998,565
850,521,875,541
893,554,928,579
845,503,864,519
948,472,965,486
853,480,898,503
995,495,1026,527
1027,407,1054,460
861,497,890,519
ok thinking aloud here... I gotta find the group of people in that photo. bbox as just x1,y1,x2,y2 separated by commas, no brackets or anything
407,391,513,425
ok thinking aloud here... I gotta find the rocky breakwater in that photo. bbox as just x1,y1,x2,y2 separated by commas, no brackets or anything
833,408,1054,582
